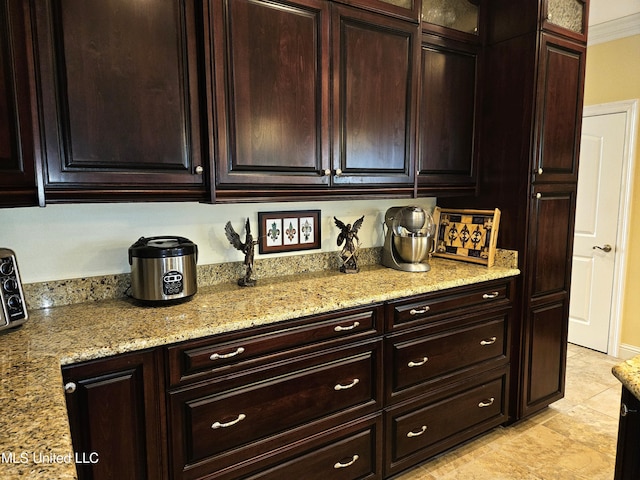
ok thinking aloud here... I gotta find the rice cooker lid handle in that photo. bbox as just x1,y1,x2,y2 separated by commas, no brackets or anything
128,236,198,263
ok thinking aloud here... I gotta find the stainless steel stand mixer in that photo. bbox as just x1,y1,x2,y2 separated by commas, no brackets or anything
382,206,436,272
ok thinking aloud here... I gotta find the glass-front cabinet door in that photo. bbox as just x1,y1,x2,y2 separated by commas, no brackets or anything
543,0,588,42
421,0,479,36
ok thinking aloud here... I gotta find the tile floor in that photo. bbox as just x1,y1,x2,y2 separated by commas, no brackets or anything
395,343,623,480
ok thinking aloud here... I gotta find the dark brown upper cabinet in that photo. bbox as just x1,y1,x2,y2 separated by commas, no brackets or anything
542,0,589,43
212,0,419,200
331,4,419,187
210,0,331,193
334,0,422,23
531,33,585,184
416,34,479,195
421,0,480,42
0,0,39,207
488,0,587,45
33,0,208,203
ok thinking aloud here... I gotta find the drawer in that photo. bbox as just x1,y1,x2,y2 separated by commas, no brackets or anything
245,415,382,480
385,367,509,476
386,279,512,330
388,313,508,399
167,304,383,387
169,340,382,477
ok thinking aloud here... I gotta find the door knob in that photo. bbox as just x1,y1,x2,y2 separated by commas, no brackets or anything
593,244,612,253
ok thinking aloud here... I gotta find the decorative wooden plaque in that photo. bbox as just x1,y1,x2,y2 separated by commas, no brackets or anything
432,207,501,267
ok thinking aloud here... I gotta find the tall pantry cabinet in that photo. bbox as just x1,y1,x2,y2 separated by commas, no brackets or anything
442,0,588,420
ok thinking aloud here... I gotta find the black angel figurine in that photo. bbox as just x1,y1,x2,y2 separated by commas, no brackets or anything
225,219,259,287
334,215,364,274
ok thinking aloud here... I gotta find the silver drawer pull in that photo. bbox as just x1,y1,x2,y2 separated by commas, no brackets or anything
334,378,359,390
210,347,245,361
211,413,246,429
478,398,495,408
480,336,497,346
407,425,427,438
334,454,359,469
334,321,360,332
409,306,430,315
408,357,429,367
482,292,500,299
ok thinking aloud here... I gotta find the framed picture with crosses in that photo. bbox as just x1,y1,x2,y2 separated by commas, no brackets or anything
257,210,321,254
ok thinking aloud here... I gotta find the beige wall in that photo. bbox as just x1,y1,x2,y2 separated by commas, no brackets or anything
583,34,640,351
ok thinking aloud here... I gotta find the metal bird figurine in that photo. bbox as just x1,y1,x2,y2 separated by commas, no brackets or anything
225,219,259,287
334,215,364,274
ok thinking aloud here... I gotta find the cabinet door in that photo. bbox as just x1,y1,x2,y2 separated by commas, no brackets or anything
62,350,166,480
421,0,480,39
332,5,418,186
521,184,576,417
542,0,588,43
522,299,568,415
33,0,206,202
212,0,330,189
532,34,585,184
614,386,640,480
0,0,38,207
416,34,478,193
527,184,576,299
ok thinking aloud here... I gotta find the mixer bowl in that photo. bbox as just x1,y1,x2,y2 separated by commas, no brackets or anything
393,235,433,264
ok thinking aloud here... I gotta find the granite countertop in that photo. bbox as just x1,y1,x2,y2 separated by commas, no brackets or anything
0,258,519,479
612,355,640,401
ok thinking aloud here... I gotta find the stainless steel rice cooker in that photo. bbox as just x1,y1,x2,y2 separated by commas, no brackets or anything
128,236,198,303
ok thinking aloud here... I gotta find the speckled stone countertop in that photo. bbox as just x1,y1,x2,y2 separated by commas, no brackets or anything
0,258,519,479
612,355,640,401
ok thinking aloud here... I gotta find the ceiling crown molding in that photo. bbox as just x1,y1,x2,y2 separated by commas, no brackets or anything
588,12,640,45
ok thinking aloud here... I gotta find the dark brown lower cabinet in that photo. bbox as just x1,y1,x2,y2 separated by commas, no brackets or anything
168,339,383,479
62,278,515,480
384,366,509,477
61,349,166,480
522,300,568,411
520,184,576,418
614,386,640,480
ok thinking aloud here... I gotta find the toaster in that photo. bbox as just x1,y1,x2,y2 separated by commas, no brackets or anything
0,248,28,330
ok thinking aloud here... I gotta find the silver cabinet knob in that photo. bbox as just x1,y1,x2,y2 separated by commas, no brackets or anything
536,192,542,199
323,169,331,176
335,168,343,176
593,244,613,253
64,382,77,394
538,167,543,174
621,402,638,417
195,165,204,174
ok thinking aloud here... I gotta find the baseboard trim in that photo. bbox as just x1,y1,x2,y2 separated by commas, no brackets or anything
618,344,640,360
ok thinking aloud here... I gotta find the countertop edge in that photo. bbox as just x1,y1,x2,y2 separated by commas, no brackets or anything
612,355,640,401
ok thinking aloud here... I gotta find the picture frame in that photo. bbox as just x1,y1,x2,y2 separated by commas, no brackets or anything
258,210,321,254
432,207,501,267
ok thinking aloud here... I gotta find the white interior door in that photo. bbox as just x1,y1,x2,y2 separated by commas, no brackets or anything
568,112,626,353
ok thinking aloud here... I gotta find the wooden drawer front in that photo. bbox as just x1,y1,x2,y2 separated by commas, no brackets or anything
390,315,507,395
178,348,378,465
389,281,510,329
167,305,381,386
390,376,506,463
246,418,380,480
